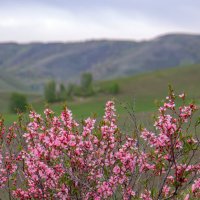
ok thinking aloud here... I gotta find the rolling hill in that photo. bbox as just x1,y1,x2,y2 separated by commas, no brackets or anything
0,71,29,92
1,63,199,128
0,33,200,92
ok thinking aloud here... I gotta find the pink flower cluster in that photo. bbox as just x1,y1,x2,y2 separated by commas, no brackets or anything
0,92,200,200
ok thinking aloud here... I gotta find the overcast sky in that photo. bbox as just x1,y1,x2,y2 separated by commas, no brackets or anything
0,0,200,42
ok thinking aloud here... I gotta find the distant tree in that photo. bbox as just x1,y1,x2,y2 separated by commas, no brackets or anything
66,83,76,99
109,83,120,94
58,83,67,101
44,80,57,103
81,73,93,90
60,83,66,93
100,82,120,95
80,73,94,96
10,92,27,113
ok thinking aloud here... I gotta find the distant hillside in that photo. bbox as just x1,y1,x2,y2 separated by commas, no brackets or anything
1,64,200,119
0,71,28,92
0,33,200,91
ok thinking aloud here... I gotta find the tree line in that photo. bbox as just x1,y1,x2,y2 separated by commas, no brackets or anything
44,72,119,103
9,73,119,113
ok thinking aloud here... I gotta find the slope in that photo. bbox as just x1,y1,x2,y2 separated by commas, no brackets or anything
2,63,200,126
32,64,200,119
0,34,200,92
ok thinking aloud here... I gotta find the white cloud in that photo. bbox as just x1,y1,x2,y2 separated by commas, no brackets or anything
0,2,200,42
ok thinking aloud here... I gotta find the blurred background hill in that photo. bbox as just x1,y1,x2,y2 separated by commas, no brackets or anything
1,33,200,93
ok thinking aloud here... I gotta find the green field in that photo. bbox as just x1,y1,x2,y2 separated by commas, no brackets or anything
1,64,200,126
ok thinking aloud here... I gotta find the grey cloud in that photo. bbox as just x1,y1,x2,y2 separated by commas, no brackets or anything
0,0,200,42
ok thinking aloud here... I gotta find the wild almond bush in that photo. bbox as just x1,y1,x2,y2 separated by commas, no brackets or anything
0,90,200,200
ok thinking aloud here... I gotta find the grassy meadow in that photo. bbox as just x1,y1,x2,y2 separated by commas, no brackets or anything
0,64,200,127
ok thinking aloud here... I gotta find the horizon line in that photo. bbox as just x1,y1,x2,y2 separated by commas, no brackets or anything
0,32,200,44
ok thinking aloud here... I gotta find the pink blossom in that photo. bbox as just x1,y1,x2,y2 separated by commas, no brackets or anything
0,92,199,200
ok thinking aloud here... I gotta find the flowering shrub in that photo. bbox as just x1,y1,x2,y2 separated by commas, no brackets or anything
0,90,200,199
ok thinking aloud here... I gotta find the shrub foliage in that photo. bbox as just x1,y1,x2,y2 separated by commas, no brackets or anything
1,91,200,200
44,80,57,103
10,92,27,113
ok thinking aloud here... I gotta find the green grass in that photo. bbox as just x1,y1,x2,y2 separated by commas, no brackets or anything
1,64,200,125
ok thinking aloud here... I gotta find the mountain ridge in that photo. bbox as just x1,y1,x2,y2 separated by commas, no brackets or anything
1,33,200,92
